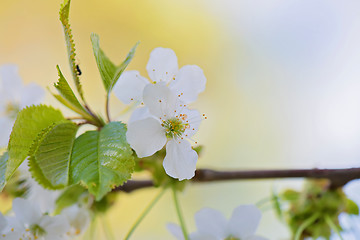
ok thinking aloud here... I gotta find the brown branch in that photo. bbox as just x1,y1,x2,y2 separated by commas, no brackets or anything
115,167,360,193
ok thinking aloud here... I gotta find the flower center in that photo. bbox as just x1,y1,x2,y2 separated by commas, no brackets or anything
30,224,46,237
5,102,20,119
161,117,188,139
225,236,240,240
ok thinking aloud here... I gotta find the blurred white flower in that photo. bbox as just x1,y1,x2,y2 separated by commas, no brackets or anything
168,205,267,240
0,213,7,234
0,64,44,147
113,47,206,105
126,83,202,180
1,198,69,240
61,205,90,237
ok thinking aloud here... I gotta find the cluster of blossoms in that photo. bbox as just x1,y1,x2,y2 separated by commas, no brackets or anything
168,205,268,240
0,65,44,147
113,47,206,180
0,198,89,240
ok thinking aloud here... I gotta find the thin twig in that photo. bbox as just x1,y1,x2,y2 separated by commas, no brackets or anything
114,167,360,193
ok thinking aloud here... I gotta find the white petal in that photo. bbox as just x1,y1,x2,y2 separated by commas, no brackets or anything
227,205,262,239
62,205,90,234
126,118,167,157
19,83,45,109
181,108,202,138
246,236,269,240
163,139,198,180
189,232,219,240
0,213,7,232
169,65,206,104
129,107,151,123
0,117,14,147
143,83,178,119
193,208,227,239
166,223,185,240
40,215,70,237
0,64,22,102
146,48,178,83
113,71,149,104
12,198,42,225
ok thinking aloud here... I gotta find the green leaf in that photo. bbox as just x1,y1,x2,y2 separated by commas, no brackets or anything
55,184,87,213
70,122,134,200
29,121,78,189
110,42,139,91
54,66,87,115
59,0,84,100
345,198,359,215
0,152,9,191
7,105,65,184
90,33,139,92
90,33,116,92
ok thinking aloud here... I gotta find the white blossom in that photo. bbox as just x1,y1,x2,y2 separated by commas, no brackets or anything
126,83,202,180
113,47,206,106
61,205,90,237
168,205,268,240
0,64,44,147
0,198,70,240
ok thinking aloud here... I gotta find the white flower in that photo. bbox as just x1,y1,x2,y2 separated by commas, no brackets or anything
0,198,70,240
126,83,202,180
113,47,206,105
168,205,268,240
0,64,44,147
0,213,7,235
61,205,90,237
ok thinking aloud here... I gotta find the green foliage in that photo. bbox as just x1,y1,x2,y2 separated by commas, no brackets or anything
28,121,79,189
53,66,88,116
280,179,357,239
70,122,135,200
6,105,65,188
0,152,9,191
55,184,87,213
90,33,139,93
59,0,84,100
345,198,359,215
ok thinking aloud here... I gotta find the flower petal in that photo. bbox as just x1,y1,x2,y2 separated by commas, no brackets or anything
169,65,206,104
143,83,178,119
189,232,218,240
246,235,269,240
0,213,7,232
227,205,262,239
193,208,227,239
166,223,185,240
61,205,90,235
129,107,151,123
163,139,198,180
0,64,23,102
40,215,70,237
113,71,149,104
0,117,14,147
126,117,167,158
181,108,202,138
146,48,178,83
19,83,45,109
12,198,42,225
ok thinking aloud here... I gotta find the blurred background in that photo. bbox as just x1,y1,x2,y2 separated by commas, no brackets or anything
1,0,360,239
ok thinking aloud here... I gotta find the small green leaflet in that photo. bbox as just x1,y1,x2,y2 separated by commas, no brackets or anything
53,66,90,118
90,33,139,92
55,184,87,213
29,121,78,189
6,105,65,188
0,152,9,191
70,122,134,200
59,0,84,101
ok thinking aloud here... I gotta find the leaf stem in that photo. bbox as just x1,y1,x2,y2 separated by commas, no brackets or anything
124,187,167,240
294,213,320,240
105,94,111,122
325,215,344,240
172,187,189,240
